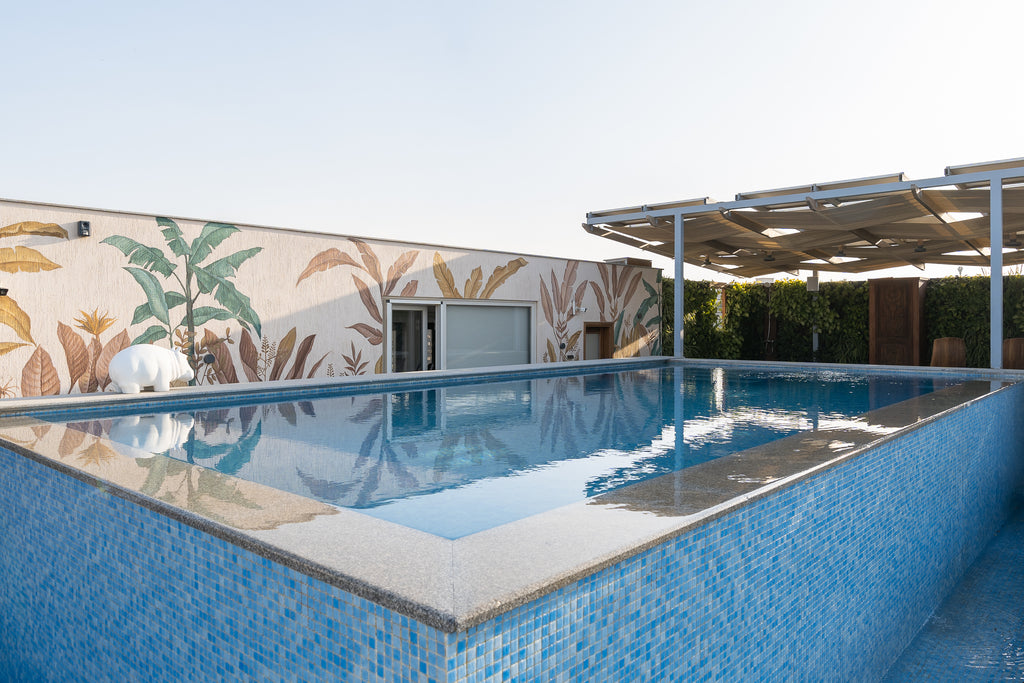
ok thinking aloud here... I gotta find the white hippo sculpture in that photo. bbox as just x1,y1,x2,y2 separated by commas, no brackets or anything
108,345,194,393
107,413,194,456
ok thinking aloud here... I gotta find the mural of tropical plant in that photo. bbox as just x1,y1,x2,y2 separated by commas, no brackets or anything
588,263,660,357
432,253,528,299
540,261,588,362
296,238,419,374
341,341,369,376
101,218,262,359
21,310,130,397
177,326,329,386
614,279,661,358
0,221,69,394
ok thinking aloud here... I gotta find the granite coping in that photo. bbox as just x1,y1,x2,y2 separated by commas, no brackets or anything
0,362,1015,632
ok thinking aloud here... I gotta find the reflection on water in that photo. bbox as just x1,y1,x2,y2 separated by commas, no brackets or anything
49,367,955,538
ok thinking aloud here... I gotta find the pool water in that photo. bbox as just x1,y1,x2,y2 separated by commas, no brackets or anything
46,366,954,538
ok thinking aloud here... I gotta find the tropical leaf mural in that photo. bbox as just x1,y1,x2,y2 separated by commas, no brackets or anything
101,218,262,369
297,238,419,374
0,221,69,240
540,261,588,362
591,263,659,357
182,326,329,386
432,253,528,299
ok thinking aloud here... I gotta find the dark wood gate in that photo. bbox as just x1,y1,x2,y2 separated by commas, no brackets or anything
869,277,926,365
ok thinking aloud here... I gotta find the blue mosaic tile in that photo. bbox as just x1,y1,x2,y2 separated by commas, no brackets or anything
1,382,1022,680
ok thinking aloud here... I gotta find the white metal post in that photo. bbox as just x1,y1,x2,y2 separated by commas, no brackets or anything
674,212,684,358
991,177,1003,369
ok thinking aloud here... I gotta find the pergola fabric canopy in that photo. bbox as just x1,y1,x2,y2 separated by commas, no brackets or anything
584,159,1024,279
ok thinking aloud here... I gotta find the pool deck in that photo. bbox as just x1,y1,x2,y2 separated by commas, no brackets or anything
884,497,1024,681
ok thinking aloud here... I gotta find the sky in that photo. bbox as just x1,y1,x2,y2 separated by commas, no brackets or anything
4,0,1024,281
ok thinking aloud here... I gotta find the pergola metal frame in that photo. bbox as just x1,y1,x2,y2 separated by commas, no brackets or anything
584,158,1024,369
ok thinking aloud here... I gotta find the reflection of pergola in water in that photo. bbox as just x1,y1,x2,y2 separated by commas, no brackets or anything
584,157,1024,369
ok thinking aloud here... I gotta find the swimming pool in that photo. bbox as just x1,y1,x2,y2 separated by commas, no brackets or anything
1,358,1021,680
28,365,953,539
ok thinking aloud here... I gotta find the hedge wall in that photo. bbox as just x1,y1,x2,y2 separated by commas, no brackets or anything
661,275,1024,367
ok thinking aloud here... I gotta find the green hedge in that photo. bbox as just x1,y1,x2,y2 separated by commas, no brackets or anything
660,276,1024,366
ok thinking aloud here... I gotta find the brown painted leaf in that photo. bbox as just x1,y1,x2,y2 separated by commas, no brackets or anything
205,329,238,385
0,296,33,344
546,339,557,363
596,262,611,293
0,221,68,240
400,281,418,296
58,427,87,457
78,440,118,467
539,277,554,326
566,330,582,353
622,270,643,307
57,322,89,388
271,328,297,381
350,238,382,283
574,282,588,309
306,353,329,379
464,267,483,299
31,424,51,440
588,282,606,317
549,270,563,311
385,250,420,297
0,341,29,356
0,246,61,273
22,346,60,396
480,257,527,299
96,330,130,389
352,275,382,323
285,335,316,381
295,248,363,285
349,323,383,346
432,252,461,298
561,261,579,306
238,329,260,382
78,337,102,394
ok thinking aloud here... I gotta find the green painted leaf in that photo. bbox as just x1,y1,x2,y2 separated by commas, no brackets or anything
634,289,659,324
189,222,239,264
124,267,170,326
203,247,262,279
165,291,187,310
131,302,153,326
613,310,625,345
101,235,176,277
190,265,261,337
157,218,189,259
189,307,235,326
132,325,168,345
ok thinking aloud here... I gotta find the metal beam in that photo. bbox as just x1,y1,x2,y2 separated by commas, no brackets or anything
675,212,684,359
991,179,1003,369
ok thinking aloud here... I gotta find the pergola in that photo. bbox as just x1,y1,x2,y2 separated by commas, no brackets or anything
583,157,1024,369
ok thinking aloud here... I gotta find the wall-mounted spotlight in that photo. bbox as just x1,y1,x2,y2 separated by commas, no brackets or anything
0,288,8,297
836,246,846,258
914,241,926,253
77,220,91,237
571,301,588,316
763,252,775,262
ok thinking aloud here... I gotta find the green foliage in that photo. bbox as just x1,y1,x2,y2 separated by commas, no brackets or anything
102,218,263,350
681,280,720,358
721,281,770,360
661,276,674,355
818,281,869,364
922,275,1024,367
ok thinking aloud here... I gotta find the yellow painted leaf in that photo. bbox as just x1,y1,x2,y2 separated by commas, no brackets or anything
78,439,118,467
546,339,557,363
0,246,61,273
0,341,29,356
0,221,68,240
374,354,384,374
0,296,33,344
464,267,483,299
481,258,527,299
432,253,461,298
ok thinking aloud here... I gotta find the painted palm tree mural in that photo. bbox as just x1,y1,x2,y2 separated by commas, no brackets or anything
297,238,420,374
101,218,262,360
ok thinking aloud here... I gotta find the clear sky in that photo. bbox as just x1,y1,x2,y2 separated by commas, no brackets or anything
4,0,1023,280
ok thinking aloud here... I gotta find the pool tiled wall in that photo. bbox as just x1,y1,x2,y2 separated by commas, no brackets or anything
2,383,1022,681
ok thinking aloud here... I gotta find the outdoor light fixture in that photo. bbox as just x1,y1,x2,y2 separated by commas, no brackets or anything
914,241,926,253
1008,235,1022,248
571,301,588,316
702,256,711,266
836,246,846,257
763,252,775,262
77,220,91,237
0,288,7,297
